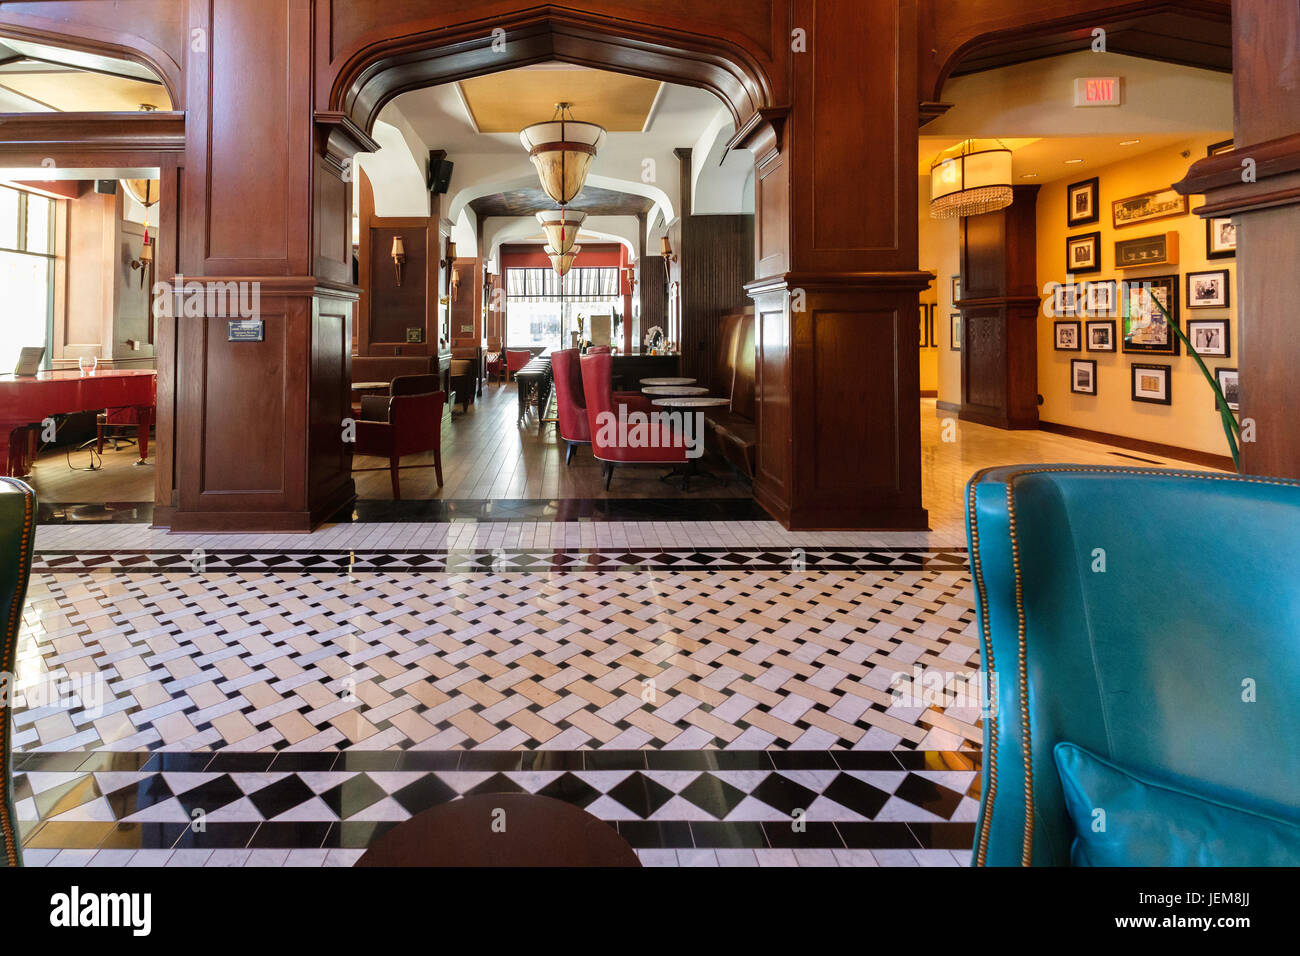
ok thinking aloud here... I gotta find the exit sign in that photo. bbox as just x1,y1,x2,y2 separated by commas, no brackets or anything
1074,76,1123,107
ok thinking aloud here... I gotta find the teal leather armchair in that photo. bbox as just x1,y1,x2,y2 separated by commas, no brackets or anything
966,466,1300,866
0,478,36,867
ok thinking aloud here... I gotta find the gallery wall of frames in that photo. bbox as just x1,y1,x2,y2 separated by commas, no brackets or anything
1036,136,1238,459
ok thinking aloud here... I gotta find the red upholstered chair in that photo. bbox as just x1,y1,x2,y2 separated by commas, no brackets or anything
551,349,654,466
354,374,445,500
580,351,689,489
505,349,532,382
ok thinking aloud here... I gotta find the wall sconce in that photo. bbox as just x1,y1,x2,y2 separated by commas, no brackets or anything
623,264,637,295
660,235,677,280
391,235,407,286
441,240,458,300
130,238,154,288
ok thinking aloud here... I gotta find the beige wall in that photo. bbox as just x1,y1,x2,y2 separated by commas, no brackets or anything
1036,136,1234,457
918,177,961,405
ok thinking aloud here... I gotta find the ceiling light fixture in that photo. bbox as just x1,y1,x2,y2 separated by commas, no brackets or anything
545,243,581,277
1119,139,1141,146
929,139,1014,219
520,103,606,206
536,209,586,255
1064,158,1085,165
1020,173,1039,179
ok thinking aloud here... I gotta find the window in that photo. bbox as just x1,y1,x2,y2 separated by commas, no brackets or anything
0,184,55,372
504,267,622,349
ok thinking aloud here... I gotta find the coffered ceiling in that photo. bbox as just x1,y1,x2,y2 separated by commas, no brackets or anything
469,184,655,219
458,66,662,133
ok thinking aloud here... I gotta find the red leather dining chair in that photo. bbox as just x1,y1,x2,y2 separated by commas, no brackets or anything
580,351,689,489
505,349,532,382
354,374,445,499
551,349,654,466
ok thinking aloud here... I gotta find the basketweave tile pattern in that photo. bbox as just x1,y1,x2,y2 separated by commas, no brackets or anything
12,749,978,863
13,558,980,755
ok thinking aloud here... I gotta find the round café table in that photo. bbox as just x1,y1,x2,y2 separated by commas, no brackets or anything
354,793,641,867
640,376,696,386
642,385,709,396
650,396,732,490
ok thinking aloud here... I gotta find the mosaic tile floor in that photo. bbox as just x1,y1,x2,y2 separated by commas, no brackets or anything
13,522,982,867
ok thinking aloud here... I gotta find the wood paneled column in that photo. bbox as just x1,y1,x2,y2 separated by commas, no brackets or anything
957,185,1040,429
739,0,928,530
1175,0,1300,479
171,0,370,531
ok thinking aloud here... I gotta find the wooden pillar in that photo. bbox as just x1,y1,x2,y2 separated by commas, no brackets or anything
739,0,928,529
171,0,371,531
957,185,1041,429
1175,0,1300,479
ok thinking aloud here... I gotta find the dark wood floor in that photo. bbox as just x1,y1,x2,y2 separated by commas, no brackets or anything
27,382,751,503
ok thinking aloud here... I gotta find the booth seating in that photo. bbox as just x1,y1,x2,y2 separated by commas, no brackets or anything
702,312,757,479
354,374,445,499
449,359,476,412
450,345,484,399
0,476,36,867
551,349,656,465
967,466,1300,866
352,354,436,385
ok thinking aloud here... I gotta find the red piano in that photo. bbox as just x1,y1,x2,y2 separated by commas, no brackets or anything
0,369,156,477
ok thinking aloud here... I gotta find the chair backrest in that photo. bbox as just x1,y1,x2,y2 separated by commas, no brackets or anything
966,465,1300,866
713,313,743,397
388,390,446,457
506,349,532,373
550,349,590,444
391,373,440,397
579,351,616,455
0,477,36,867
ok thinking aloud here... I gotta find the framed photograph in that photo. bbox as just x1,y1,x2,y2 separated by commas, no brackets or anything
1122,275,1180,355
919,303,936,348
1207,139,1234,157
1131,363,1172,405
1054,320,1082,351
1071,359,1097,395
1085,319,1116,352
1065,231,1101,274
1115,231,1178,269
1082,279,1117,317
1187,319,1230,357
951,275,962,303
950,312,962,351
1215,366,1240,412
1186,269,1230,309
1207,217,1237,259
1112,188,1188,229
1067,177,1100,227
1053,282,1079,317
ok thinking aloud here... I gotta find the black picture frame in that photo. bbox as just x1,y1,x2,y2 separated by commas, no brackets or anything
1131,363,1173,405
1082,279,1117,317
1186,269,1230,309
1207,139,1234,157
1054,320,1082,352
919,302,937,348
1215,366,1239,412
1053,282,1079,317
1187,319,1231,358
1112,188,1188,230
1071,358,1097,395
1207,217,1237,259
1065,231,1102,274
1067,176,1100,227
951,275,962,303
1085,319,1116,352
1121,275,1180,355
950,312,962,351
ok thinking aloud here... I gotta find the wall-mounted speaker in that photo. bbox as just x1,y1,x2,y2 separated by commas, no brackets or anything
428,156,454,194
94,180,118,195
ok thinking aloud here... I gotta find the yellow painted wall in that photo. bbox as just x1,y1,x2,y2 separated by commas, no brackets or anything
918,177,962,405
1036,136,1235,456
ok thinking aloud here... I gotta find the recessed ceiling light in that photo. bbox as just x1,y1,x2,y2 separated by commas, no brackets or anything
1119,139,1141,146
1020,173,1039,179
1064,158,1084,165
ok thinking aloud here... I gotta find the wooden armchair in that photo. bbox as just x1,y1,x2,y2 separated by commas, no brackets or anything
354,374,446,499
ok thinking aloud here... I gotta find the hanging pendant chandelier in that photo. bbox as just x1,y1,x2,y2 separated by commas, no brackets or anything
520,103,606,206
536,209,586,255
929,139,1014,219
545,243,581,277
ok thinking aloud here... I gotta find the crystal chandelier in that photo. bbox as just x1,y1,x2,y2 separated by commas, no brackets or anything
929,139,1014,219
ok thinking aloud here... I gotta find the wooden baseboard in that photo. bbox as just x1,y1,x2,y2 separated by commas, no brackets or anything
1037,420,1234,471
